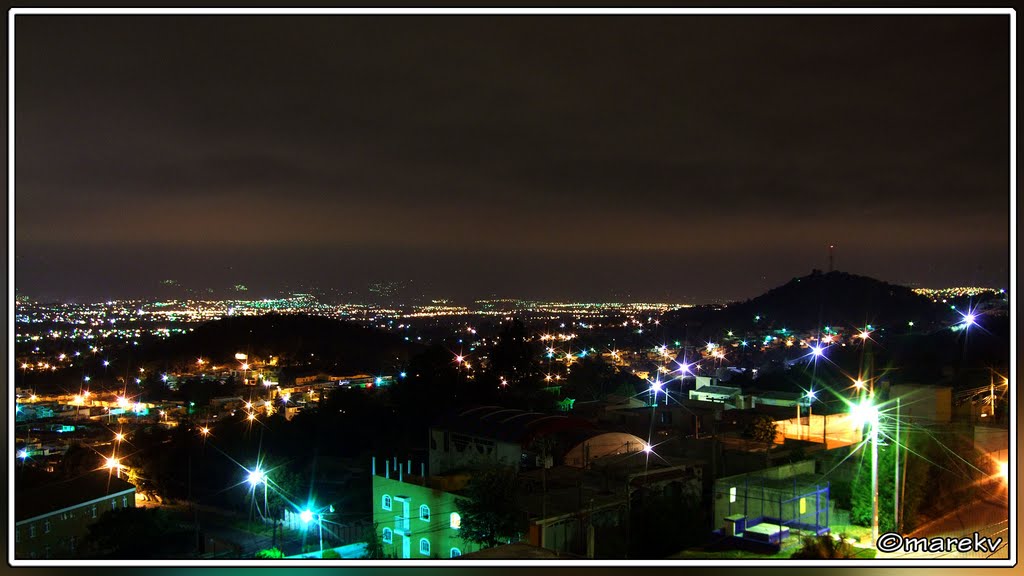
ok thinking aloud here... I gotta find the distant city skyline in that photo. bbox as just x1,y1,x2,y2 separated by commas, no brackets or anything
13,11,1012,303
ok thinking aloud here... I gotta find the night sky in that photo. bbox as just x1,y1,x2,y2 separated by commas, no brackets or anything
14,13,1011,303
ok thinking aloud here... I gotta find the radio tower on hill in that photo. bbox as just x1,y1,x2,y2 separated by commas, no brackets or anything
828,244,835,272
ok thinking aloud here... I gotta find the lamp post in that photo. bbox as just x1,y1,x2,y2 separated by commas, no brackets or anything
851,399,880,543
301,507,327,557
806,389,816,442
870,413,879,544
317,514,323,555
248,468,268,518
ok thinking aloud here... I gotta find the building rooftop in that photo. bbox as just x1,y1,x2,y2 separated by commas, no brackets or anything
432,406,594,445
693,385,742,396
16,471,135,522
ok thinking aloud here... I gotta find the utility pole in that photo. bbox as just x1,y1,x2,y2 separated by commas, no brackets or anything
990,369,996,418
894,398,900,531
871,418,879,544
541,440,547,549
899,429,909,533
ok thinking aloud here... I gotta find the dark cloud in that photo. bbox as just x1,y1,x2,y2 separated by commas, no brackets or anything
14,14,1011,301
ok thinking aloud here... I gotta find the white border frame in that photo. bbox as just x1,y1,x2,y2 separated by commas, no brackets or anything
7,6,1016,568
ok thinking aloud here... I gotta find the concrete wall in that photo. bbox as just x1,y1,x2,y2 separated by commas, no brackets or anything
429,429,521,474
776,413,863,448
890,385,952,424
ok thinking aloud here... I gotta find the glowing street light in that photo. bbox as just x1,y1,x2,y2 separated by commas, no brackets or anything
246,467,269,517
849,398,880,543
300,505,326,556
200,427,211,437
114,432,125,442
105,456,122,478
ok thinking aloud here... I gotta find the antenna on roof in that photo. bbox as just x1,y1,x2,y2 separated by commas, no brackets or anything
828,244,835,273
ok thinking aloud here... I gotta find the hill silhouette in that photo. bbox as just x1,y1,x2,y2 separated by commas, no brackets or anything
665,270,941,334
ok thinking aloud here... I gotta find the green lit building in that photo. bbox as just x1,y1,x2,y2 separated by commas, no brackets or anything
371,459,481,559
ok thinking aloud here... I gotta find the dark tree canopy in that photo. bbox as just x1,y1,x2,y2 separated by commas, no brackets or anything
454,466,528,548
81,507,192,558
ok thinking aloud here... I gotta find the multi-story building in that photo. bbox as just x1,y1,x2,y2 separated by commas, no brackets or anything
15,472,136,559
371,458,481,559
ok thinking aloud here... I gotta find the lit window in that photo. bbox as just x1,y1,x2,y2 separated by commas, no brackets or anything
44,520,51,534
123,496,128,508
450,547,462,558
729,487,737,503
91,506,97,519
382,528,393,544
112,499,118,510
800,498,807,515
450,512,461,529
420,505,430,522
382,495,392,511
419,538,430,556
30,525,37,538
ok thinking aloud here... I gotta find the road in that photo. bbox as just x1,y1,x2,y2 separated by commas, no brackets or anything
874,494,1009,560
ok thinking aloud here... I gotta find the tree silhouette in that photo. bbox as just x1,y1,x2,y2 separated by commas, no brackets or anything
81,507,191,558
744,415,778,444
454,466,527,548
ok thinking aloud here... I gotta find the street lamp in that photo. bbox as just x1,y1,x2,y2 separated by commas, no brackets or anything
299,502,327,557
106,456,122,478
851,399,880,543
301,506,326,557
247,467,268,517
